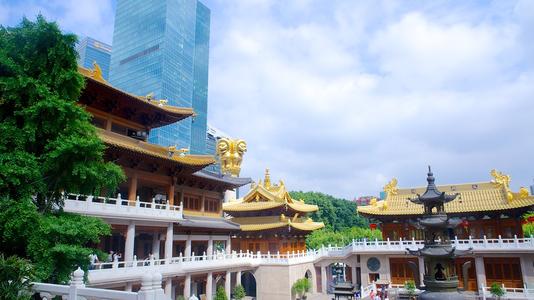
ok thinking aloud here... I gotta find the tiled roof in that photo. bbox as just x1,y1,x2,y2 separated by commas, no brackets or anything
99,129,215,167
358,179,534,217
79,66,195,119
232,216,325,232
223,169,319,213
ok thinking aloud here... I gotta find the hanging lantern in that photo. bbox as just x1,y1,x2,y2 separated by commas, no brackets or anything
528,216,534,223
370,223,377,230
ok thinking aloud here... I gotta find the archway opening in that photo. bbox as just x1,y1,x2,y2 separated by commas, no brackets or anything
241,271,257,297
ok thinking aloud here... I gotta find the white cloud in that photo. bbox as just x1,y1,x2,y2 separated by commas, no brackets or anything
4,0,533,198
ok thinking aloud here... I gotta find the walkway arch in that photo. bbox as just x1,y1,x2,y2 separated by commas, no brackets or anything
304,269,316,293
241,271,257,297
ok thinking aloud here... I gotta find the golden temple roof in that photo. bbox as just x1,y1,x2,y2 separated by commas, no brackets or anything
78,65,195,118
98,129,215,167
357,170,534,217
231,216,325,232
223,169,319,213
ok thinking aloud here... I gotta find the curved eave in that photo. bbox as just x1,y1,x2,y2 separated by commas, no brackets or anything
99,130,215,167
357,197,534,216
79,67,194,127
223,202,283,212
239,222,325,232
223,201,319,213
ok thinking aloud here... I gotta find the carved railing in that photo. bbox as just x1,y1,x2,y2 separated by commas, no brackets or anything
32,267,169,300
63,193,183,220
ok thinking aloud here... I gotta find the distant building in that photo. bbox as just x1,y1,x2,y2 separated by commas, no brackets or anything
110,0,211,153
76,37,112,80
354,196,375,206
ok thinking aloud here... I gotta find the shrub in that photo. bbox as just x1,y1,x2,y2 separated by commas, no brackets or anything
233,284,246,300
215,285,227,300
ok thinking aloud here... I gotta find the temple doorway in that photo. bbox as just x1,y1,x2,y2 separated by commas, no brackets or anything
241,271,257,297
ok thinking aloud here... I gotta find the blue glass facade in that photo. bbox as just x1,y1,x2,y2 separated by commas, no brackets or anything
109,0,210,152
76,37,112,80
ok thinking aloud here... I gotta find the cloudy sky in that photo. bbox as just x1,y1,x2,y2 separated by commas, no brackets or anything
2,0,533,199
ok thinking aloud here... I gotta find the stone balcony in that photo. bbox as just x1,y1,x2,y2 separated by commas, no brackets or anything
63,193,183,222
85,236,534,285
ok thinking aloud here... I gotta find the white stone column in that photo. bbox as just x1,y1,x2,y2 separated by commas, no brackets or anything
206,272,213,300
226,236,232,254
125,282,132,292
351,264,357,286
207,236,214,257
236,270,242,286
165,279,172,298
520,254,529,289
165,223,173,262
152,233,160,259
185,235,192,257
225,271,232,300
125,222,136,262
321,266,327,293
184,275,191,299
418,256,425,287
475,256,487,294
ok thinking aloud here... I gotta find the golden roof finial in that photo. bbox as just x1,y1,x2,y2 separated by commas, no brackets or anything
91,61,105,82
264,168,271,189
383,178,398,198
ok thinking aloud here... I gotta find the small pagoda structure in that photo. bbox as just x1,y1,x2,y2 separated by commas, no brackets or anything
223,169,324,254
406,167,471,299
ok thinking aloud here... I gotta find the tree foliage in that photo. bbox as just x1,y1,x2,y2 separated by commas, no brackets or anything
291,278,311,299
289,191,380,248
305,227,382,249
0,255,34,300
289,191,368,231
0,15,124,211
232,284,246,300
215,285,228,300
0,16,123,285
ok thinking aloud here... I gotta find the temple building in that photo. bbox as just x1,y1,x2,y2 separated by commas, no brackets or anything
71,64,252,299
223,169,325,254
357,170,534,291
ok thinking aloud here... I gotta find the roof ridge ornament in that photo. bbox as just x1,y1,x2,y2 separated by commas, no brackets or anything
91,61,106,82
383,178,398,198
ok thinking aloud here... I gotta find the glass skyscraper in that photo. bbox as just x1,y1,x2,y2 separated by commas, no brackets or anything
109,0,210,153
76,37,112,80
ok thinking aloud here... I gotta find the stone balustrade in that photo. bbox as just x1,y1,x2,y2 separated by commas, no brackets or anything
85,236,534,285
63,193,183,221
32,267,169,300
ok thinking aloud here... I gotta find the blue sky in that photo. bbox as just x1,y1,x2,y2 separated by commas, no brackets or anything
2,0,534,199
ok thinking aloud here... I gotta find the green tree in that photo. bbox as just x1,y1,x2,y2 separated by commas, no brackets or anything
0,16,124,284
291,278,311,300
233,284,246,300
306,227,382,249
490,282,505,299
0,15,124,211
404,280,416,300
0,255,34,300
289,191,368,230
215,286,228,300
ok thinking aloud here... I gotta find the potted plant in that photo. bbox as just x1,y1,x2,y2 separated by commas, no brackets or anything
233,284,246,300
490,282,505,300
177,296,185,300
215,285,228,300
292,278,312,300
404,280,416,300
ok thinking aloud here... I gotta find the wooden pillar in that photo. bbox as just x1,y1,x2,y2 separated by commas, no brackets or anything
168,180,175,206
105,118,112,131
128,172,138,201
